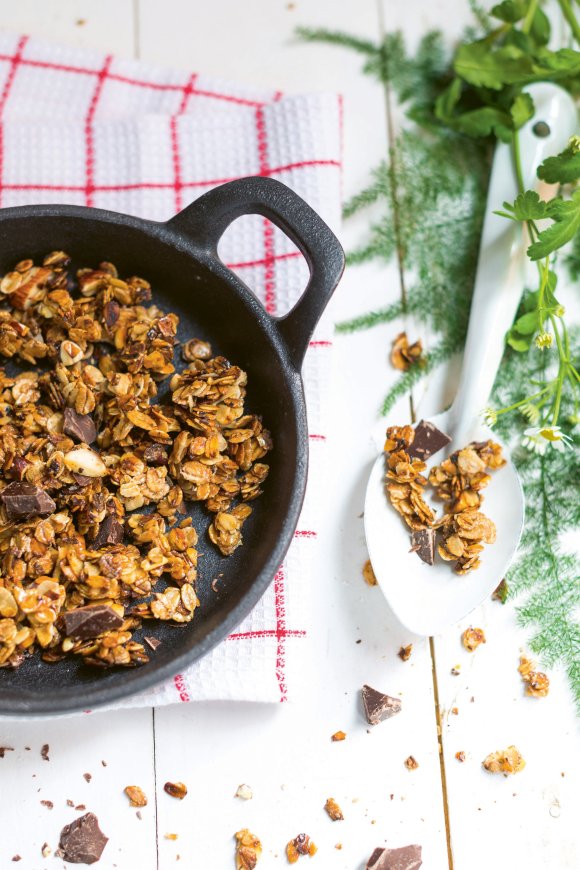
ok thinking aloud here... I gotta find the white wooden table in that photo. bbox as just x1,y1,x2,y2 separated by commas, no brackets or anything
0,2,577,868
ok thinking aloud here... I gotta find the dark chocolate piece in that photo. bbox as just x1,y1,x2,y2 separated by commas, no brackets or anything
41,743,49,761
92,515,124,548
0,481,56,520
7,456,29,481
410,528,436,565
63,408,97,444
62,605,123,640
407,420,451,461
366,845,422,870
144,636,162,651
362,684,402,725
58,812,108,865
72,473,93,487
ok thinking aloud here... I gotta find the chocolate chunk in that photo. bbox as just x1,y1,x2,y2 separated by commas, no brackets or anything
143,444,168,465
0,481,56,520
63,408,97,444
362,684,402,725
366,844,422,870
407,420,451,461
92,515,124,548
410,528,436,565
144,636,162,651
72,473,93,487
41,743,50,761
62,605,123,640
58,812,108,865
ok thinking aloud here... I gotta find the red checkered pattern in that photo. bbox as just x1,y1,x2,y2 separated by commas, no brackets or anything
0,33,342,706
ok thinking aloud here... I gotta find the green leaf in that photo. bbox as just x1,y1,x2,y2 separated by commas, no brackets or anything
509,190,549,221
434,77,462,119
537,138,580,184
491,0,526,22
453,41,529,89
528,190,580,260
530,6,551,46
506,329,533,351
513,310,541,334
451,106,513,138
510,91,534,128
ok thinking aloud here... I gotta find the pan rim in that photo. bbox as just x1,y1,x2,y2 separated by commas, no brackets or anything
0,203,309,716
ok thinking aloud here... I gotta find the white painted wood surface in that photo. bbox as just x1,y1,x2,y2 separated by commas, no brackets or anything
0,2,577,868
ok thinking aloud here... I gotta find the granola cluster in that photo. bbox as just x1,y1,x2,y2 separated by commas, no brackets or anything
383,425,504,574
0,252,272,669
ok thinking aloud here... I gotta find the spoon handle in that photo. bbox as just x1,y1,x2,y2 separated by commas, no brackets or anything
448,83,578,445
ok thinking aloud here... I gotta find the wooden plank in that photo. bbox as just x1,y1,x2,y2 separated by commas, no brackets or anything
0,709,158,868
0,0,136,56
0,4,157,868
378,1,579,868
149,1,449,866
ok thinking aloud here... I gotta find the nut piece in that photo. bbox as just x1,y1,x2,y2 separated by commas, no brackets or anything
331,731,346,742
462,627,486,652
286,833,317,863
235,828,262,869
164,781,187,800
235,783,253,800
404,755,419,770
124,785,148,807
390,332,423,371
518,656,549,698
455,751,466,763
363,559,377,586
324,797,344,821
398,644,413,662
63,447,107,477
482,745,525,775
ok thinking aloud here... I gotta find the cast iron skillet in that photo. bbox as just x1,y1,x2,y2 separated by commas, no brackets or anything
0,176,344,716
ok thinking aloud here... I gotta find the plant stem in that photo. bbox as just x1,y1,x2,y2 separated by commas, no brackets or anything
512,130,526,195
522,0,540,35
556,0,580,45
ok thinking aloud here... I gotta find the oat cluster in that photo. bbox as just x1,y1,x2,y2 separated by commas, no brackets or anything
0,252,272,670
384,426,504,574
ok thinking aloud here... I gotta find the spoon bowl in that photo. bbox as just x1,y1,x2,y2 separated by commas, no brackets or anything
365,416,523,635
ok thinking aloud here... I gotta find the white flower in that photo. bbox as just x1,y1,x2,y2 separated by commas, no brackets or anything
482,407,497,427
523,425,572,453
535,332,553,350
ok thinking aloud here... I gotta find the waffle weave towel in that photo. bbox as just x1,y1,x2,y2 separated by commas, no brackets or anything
0,32,342,705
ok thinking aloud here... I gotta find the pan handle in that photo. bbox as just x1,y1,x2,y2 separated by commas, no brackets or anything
166,177,345,369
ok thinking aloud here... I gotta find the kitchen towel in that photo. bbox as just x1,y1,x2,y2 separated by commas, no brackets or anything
0,33,342,705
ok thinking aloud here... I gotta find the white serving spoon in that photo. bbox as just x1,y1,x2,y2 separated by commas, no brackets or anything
365,82,578,636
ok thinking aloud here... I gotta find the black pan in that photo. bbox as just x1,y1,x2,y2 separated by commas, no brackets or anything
0,177,344,716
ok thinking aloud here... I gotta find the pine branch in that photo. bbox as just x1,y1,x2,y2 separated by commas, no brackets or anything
295,27,377,56
336,301,404,334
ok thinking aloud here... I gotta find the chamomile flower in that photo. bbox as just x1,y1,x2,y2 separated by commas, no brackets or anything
482,407,497,427
523,425,572,453
535,332,553,350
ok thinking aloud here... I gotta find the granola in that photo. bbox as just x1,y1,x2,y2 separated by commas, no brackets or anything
518,655,550,698
235,829,262,869
0,252,272,669
383,424,504,574
390,332,423,372
286,833,317,863
324,798,344,821
482,745,525,775
461,627,486,652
